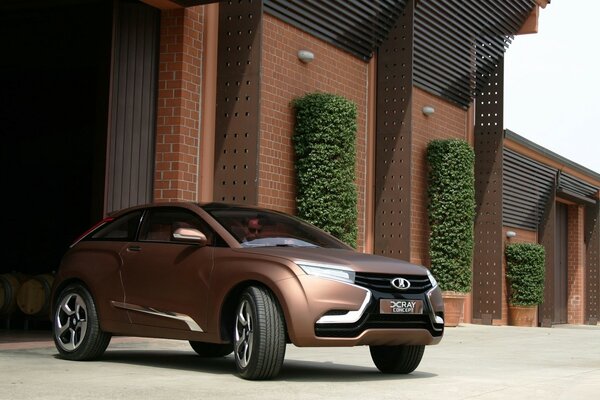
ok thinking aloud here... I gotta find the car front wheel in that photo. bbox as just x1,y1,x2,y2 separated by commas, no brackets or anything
53,284,111,361
369,344,425,374
234,286,286,380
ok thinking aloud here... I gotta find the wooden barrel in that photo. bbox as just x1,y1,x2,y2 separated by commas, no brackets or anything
16,274,55,318
0,273,22,316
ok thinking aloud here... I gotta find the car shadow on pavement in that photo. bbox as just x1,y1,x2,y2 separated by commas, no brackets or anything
279,359,436,382
80,349,436,382
89,350,237,375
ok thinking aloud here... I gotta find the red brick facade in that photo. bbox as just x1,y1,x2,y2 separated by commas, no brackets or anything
259,14,369,250
148,6,598,327
411,88,471,266
154,6,204,202
567,204,585,323
499,205,586,326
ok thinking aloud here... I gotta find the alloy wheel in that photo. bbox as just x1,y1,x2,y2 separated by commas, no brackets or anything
55,293,88,352
234,299,253,368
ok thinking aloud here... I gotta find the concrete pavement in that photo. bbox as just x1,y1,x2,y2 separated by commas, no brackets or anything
1,323,599,400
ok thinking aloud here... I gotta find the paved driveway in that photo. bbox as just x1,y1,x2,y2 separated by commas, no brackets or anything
1,324,599,400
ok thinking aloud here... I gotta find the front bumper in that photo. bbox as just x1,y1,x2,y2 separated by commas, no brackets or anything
283,273,444,347
315,281,444,339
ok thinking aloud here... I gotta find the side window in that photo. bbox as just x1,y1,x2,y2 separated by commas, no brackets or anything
138,208,216,245
89,210,143,241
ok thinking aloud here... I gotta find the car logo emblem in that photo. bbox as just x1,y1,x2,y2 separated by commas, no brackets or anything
391,277,411,290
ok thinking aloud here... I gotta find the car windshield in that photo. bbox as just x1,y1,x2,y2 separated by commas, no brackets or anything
202,204,350,249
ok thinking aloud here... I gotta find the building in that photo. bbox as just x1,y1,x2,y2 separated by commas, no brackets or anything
501,131,600,326
1,0,598,327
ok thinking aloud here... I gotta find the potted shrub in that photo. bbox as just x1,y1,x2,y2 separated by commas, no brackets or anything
505,243,545,327
427,139,475,326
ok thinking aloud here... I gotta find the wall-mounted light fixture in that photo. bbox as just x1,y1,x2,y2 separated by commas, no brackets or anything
298,50,315,63
506,231,517,238
422,105,435,116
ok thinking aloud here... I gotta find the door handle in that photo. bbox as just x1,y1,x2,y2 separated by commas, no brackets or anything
127,245,141,252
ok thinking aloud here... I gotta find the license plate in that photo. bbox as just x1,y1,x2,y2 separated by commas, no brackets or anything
380,299,423,314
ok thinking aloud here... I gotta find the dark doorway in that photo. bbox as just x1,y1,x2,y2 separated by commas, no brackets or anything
0,1,113,276
554,203,568,324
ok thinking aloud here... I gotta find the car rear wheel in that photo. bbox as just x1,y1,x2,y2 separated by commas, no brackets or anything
53,284,111,361
369,344,425,374
234,286,286,380
189,341,233,357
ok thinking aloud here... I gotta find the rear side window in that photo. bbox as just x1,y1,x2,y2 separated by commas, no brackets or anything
89,210,143,241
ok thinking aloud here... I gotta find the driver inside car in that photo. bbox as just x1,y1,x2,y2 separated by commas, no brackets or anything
245,218,262,242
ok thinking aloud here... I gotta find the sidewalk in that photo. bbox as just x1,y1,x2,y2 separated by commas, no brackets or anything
1,324,599,400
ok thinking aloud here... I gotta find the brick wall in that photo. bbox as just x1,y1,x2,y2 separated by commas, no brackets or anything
259,15,369,250
567,204,585,324
154,6,203,202
411,87,470,266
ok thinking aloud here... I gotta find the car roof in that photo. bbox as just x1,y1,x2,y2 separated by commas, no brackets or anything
109,202,278,217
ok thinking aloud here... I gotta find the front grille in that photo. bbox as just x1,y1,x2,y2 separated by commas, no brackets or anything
355,273,432,294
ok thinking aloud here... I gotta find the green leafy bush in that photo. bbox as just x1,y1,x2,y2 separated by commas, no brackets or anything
427,139,475,293
293,92,358,247
505,243,545,306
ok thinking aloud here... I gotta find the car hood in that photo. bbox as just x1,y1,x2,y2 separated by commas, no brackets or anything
236,247,428,275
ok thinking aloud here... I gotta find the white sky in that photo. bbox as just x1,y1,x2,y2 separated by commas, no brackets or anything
504,0,600,174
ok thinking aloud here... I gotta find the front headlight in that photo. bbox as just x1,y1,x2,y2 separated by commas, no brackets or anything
296,262,355,284
427,269,438,289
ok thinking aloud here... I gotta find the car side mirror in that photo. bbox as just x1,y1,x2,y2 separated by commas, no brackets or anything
172,227,207,246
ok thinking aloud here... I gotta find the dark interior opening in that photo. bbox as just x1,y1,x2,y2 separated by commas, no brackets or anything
0,1,113,277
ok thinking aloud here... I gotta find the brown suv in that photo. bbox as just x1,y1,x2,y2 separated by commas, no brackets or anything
51,202,444,380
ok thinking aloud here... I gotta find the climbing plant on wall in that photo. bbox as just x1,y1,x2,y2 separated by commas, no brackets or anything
293,92,358,247
427,139,476,293
505,243,546,306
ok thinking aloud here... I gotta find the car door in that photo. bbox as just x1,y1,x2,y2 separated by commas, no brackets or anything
73,210,145,326
119,207,215,333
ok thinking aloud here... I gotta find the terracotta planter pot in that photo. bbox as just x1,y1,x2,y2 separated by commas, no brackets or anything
442,292,467,327
508,305,538,327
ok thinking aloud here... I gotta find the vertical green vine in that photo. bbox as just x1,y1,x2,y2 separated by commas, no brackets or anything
505,243,545,306
427,139,475,292
293,92,358,247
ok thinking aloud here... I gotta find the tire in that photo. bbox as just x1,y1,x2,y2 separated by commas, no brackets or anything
233,286,286,380
53,284,111,361
369,344,425,374
189,341,233,357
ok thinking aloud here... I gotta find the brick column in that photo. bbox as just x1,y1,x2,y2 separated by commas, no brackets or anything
568,204,585,324
154,7,203,202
